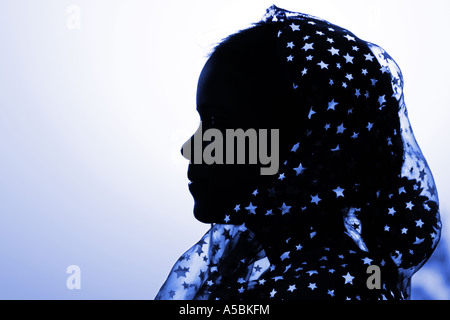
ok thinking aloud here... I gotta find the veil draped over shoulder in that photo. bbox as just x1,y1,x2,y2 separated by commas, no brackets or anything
156,5,441,300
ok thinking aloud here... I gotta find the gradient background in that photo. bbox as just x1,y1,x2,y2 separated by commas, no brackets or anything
0,0,448,299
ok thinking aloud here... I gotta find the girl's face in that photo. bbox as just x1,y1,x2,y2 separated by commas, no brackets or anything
183,55,289,223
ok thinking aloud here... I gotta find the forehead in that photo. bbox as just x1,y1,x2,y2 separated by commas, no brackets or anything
196,56,245,117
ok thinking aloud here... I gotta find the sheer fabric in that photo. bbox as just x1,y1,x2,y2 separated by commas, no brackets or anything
156,5,441,300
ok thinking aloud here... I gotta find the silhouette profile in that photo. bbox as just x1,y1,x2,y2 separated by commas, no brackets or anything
156,5,441,300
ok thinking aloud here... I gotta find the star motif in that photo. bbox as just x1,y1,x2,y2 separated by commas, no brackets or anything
328,99,339,110
234,204,240,212
287,55,294,62
311,194,321,205
328,47,339,55
287,284,297,292
278,172,286,180
290,23,300,31
336,123,346,134
317,61,329,69
416,219,424,228
328,289,335,297
224,215,230,223
269,289,277,298
302,42,314,51
333,186,345,197
308,107,316,119
345,73,353,81
401,228,408,234
378,95,386,106
361,68,368,75
174,266,190,278
388,207,396,216
306,55,314,61
364,53,374,61
344,34,356,41
343,53,354,64
294,163,306,175
343,272,354,285
331,144,340,152
362,257,373,265
308,283,317,290
366,122,373,131
406,201,414,210
245,202,257,214
280,251,290,261
296,243,303,251
384,225,390,231
280,202,292,215
286,41,295,49
301,68,308,76
291,142,300,152
265,209,273,216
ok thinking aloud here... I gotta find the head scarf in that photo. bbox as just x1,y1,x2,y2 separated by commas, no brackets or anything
156,5,441,300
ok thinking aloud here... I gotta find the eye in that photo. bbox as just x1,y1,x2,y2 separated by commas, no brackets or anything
202,115,215,127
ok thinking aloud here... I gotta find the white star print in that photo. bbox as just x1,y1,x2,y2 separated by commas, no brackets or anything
287,284,297,292
308,107,316,119
388,207,396,216
280,202,291,215
286,41,295,49
416,219,424,228
328,47,339,56
302,43,314,51
333,186,345,197
245,202,257,214
280,251,290,261
289,23,300,31
343,272,354,285
364,53,374,61
269,289,277,298
311,194,321,205
294,163,306,175
328,99,339,110
344,34,356,41
308,283,317,290
343,53,354,64
406,201,414,210
336,123,346,134
317,61,329,69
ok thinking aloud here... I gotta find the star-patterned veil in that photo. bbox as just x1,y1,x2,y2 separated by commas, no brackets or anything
156,5,441,300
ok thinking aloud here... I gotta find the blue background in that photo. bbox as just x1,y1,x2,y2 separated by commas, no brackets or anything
0,0,448,299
